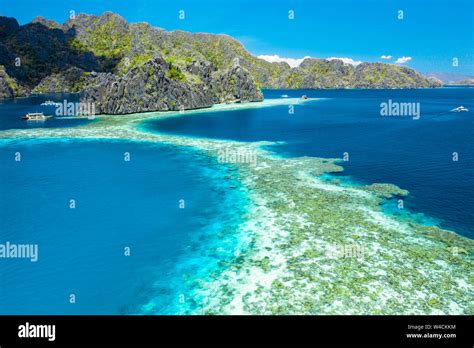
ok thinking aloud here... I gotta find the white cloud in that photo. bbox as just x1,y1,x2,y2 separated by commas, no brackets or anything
381,55,392,59
326,57,363,66
257,54,311,68
395,56,412,64
257,54,363,68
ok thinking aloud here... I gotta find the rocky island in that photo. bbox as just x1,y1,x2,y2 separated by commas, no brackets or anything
0,12,441,114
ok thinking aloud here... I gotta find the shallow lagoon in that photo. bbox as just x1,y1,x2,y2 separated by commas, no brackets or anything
0,138,248,314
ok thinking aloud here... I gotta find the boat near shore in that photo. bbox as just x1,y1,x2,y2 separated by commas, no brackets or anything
22,112,52,121
300,95,309,100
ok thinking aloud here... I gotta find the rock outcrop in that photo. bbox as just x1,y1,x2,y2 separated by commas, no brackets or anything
82,56,262,114
0,65,22,98
212,65,264,103
0,17,20,38
282,59,441,89
33,67,94,93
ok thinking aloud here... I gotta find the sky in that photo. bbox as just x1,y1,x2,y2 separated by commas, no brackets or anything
1,0,473,75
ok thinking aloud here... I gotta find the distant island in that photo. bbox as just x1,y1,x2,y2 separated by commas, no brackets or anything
425,72,474,86
0,12,441,114
446,79,474,86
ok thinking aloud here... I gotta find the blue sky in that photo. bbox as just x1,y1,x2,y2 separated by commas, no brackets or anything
1,0,472,74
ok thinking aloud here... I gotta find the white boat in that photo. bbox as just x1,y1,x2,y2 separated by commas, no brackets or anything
40,100,60,106
22,112,52,121
281,94,289,98
451,106,469,112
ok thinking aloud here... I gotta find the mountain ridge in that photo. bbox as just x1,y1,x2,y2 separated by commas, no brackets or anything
0,12,442,113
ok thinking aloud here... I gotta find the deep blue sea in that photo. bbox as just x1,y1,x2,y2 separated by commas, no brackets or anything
146,88,474,238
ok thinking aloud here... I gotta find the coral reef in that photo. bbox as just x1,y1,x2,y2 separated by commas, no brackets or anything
0,98,471,315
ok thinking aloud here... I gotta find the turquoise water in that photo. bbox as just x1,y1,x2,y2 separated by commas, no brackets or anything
0,138,248,314
146,88,474,238
1,88,472,315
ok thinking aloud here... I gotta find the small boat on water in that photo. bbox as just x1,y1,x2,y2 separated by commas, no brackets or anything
300,95,309,100
451,106,469,112
22,112,52,121
40,100,60,106
281,94,289,98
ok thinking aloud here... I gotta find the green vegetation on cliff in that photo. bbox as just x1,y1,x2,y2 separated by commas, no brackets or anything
66,12,441,89
0,11,440,100
0,65,21,98
166,64,187,82
67,13,132,60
